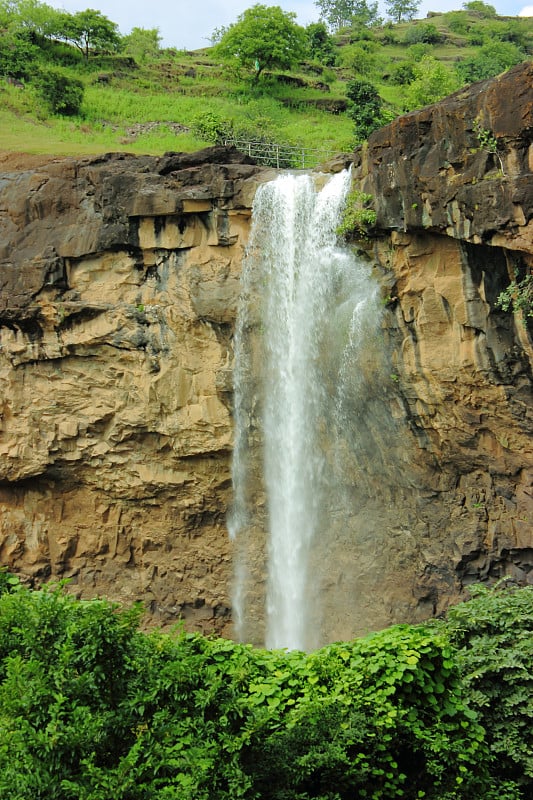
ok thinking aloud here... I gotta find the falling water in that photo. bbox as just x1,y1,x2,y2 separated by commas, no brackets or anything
229,169,384,651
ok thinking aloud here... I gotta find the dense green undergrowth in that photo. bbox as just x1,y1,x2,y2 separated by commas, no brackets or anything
0,1,532,159
0,573,530,800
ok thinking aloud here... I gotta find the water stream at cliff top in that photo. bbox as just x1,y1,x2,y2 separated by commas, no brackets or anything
229,170,384,651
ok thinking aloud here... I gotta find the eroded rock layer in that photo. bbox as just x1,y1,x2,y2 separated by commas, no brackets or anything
0,146,268,634
348,61,533,624
0,63,532,639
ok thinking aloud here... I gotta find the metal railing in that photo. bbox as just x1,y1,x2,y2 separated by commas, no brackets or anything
222,138,335,170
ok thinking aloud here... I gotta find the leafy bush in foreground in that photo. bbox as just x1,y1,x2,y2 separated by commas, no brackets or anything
0,576,530,799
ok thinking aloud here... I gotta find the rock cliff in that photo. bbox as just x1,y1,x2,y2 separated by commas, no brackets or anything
0,62,531,640
0,146,269,635
346,61,532,629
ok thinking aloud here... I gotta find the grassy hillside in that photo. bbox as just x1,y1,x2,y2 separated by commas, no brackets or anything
0,4,532,162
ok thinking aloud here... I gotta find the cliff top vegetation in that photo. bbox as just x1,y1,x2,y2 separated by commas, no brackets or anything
0,0,532,164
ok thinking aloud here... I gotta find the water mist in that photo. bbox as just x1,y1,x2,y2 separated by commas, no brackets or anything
229,170,385,651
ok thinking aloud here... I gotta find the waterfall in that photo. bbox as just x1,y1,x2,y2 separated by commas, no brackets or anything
229,169,384,651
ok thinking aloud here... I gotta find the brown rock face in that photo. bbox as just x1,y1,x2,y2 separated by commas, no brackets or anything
0,63,532,641
0,146,267,635
345,61,533,623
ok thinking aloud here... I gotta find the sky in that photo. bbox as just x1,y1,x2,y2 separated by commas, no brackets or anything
47,0,532,51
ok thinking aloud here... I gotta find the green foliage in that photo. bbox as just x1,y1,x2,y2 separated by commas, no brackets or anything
385,0,421,23
121,27,161,64
463,0,497,16
337,188,377,238
0,29,41,78
191,110,233,143
497,273,533,323
340,40,378,74
455,39,526,83
306,22,337,66
345,78,384,139
445,580,533,793
1,0,533,160
59,8,120,60
404,22,442,45
314,0,379,32
0,583,531,798
214,4,307,84
388,60,416,85
351,0,382,29
33,65,84,114
403,56,459,111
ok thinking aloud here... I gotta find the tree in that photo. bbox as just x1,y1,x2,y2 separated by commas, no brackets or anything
340,40,378,75
305,21,337,65
385,0,420,23
463,0,497,15
351,0,381,28
122,26,161,64
0,0,65,39
403,55,458,110
34,65,84,113
346,78,384,139
59,8,120,60
315,0,357,31
456,40,526,83
214,4,307,84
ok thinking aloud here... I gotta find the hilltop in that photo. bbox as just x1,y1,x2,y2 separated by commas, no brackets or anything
0,1,532,163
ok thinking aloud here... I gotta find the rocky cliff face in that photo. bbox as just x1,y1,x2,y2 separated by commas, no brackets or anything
347,60,532,626
0,146,269,635
0,63,531,640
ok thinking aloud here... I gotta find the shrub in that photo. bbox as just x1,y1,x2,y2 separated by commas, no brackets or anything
33,66,84,115
456,40,526,83
345,78,384,140
337,189,377,238
388,60,416,85
0,582,531,798
445,581,533,794
404,23,443,44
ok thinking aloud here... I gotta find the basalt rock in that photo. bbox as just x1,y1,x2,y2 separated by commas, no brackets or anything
0,65,532,640
0,146,269,635
341,61,533,630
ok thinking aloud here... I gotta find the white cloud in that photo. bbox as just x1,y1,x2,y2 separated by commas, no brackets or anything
518,5,533,14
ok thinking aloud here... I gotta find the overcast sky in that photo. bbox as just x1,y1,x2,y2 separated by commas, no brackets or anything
47,0,531,51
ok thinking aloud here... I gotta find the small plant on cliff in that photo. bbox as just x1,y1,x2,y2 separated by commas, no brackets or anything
497,272,533,324
473,117,505,175
337,188,377,239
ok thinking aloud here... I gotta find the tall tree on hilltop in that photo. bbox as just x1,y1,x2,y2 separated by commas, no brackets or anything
385,0,421,23
59,8,120,60
315,0,380,31
214,4,306,83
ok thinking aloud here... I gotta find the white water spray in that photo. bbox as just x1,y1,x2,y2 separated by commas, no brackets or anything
229,170,383,650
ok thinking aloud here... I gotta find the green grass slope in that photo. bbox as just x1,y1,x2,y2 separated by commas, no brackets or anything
0,6,532,161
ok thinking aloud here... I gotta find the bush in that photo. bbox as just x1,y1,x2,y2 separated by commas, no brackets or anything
0,582,531,798
404,23,443,44
33,66,84,115
388,60,416,85
0,31,41,80
345,78,384,140
445,581,533,794
456,40,526,83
